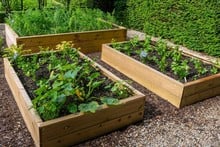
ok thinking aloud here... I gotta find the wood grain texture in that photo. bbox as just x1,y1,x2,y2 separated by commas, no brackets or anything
6,24,127,54
3,50,145,147
101,44,183,107
4,58,42,146
5,24,18,47
42,110,143,147
101,43,220,108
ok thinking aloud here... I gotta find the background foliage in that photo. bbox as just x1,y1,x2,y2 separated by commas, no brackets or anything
124,0,220,57
1,0,219,57
6,8,115,36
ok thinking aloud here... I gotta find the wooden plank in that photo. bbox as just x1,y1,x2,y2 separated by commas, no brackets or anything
19,34,126,54
42,110,143,147
4,58,42,146
17,29,126,53
101,44,183,108
101,43,220,108
14,29,126,54
180,86,220,107
183,73,220,97
39,95,145,143
5,24,18,47
17,29,126,46
5,23,126,54
4,49,145,146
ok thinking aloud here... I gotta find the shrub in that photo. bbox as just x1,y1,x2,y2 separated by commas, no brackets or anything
124,0,220,57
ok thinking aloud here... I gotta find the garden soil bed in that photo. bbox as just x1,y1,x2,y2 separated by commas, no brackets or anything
101,43,220,108
127,30,220,67
1,29,220,146
5,23,126,54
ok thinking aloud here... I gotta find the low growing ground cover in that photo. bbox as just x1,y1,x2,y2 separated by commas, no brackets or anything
6,8,115,36
111,37,219,83
4,42,133,121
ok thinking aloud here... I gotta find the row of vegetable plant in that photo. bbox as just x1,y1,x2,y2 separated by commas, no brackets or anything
4,42,133,121
6,8,115,36
111,37,219,83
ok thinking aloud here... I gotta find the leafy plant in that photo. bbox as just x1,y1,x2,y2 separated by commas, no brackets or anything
191,58,208,76
124,0,220,57
6,8,116,36
171,60,189,82
112,38,219,82
6,42,133,121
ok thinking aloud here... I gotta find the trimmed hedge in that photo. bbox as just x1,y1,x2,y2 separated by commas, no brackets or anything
0,11,6,22
125,0,220,57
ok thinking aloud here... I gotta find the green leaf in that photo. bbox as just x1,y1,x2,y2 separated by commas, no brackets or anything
91,81,104,88
56,94,66,104
78,101,99,113
101,97,119,105
89,72,100,80
64,67,81,79
67,103,78,113
52,81,63,89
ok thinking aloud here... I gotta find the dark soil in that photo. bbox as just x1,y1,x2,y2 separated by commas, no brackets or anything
110,42,219,83
13,52,133,121
0,28,219,146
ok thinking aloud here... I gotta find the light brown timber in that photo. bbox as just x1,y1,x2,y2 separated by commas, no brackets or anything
101,43,220,108
5,24,127,54
3,51,145,147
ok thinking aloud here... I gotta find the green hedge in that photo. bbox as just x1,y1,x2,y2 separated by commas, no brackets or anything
0,11,6,22
124,0,220,57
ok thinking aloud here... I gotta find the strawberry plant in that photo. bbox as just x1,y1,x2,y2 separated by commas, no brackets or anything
5,42,133,121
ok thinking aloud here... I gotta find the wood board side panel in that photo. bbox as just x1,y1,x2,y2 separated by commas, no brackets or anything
181,86,220,107
181,74,220,107
4,58,41,146
183,74,220,97
5,24,18,47
41,110,143,147
39,95,145,143
16,29,127,53
101,45,183,108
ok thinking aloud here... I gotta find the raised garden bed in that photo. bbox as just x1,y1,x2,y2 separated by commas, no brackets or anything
5,8,126,54
3,43,145,146
5,23,126,54
128,30,220,67
101,38,220,108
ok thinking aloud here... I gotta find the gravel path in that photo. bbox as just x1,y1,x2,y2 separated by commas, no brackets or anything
0,25,219,147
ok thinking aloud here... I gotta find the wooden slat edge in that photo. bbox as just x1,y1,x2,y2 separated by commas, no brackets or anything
5,24,18,47
183,73,220,97
180,86,220,107
101,44,183,107
4,58,42,146
41,110,143,147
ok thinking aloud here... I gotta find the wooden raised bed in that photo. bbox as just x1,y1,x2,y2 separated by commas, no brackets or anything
101,43,220,108
127,30,220,67
5,22,126,54
4,52,145,147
